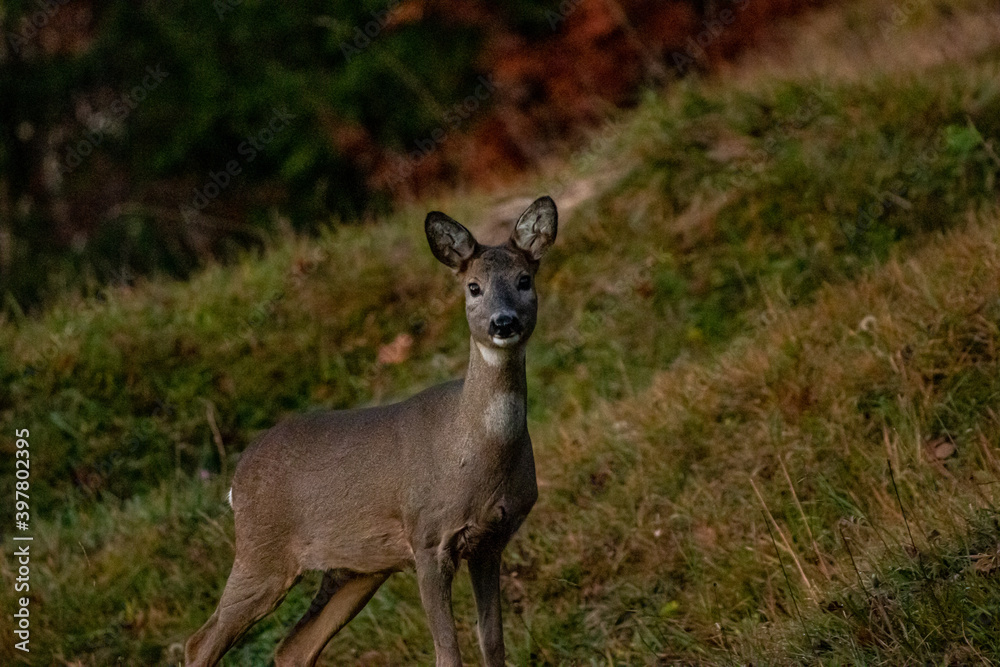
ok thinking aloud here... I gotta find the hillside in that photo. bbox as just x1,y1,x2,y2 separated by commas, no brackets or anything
2,0,827,311
2,0,1000,664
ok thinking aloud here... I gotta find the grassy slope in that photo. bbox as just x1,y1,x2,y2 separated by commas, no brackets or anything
2,1,1000,664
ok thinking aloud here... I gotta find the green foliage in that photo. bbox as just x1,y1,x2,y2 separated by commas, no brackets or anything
2,2,1000,664
0,0,498,309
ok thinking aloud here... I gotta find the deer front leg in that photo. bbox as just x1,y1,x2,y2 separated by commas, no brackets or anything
469,550,505,667
415,548,462,667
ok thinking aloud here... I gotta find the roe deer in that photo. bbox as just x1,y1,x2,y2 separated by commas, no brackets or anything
185,196,558,667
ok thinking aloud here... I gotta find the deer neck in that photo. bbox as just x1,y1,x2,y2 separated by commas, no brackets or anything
457,337,528,450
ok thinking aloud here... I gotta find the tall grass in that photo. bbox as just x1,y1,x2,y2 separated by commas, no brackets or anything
1,1,999,664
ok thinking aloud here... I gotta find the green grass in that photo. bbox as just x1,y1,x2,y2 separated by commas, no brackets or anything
2,1,1000,664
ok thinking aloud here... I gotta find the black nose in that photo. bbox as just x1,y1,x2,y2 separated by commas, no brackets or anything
488,313,521,338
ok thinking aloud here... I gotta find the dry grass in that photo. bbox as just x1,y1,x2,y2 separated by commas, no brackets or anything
513,213,1000,663
730,0,1000,86
1,0,999,664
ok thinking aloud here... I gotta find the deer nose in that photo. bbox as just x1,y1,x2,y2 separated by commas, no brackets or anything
488,313,521,339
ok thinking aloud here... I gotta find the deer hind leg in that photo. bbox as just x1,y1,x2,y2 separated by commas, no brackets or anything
185,559,297,667
274,570,390,667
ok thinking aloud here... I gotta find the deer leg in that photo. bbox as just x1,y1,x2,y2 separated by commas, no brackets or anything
415,548,462,667
274,570,389,667
185,560,295,667
469,551,505,667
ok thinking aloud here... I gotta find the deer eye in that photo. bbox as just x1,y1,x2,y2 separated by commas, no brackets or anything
517,275,531,291
468,282,482,296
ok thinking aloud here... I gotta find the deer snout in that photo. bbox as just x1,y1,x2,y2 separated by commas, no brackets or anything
488,312,522,341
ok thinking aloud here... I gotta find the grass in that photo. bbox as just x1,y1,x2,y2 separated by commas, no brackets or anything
525,214,1000,664
1,0,1000,664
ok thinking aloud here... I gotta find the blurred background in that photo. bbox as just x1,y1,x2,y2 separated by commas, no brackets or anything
4,1,1000,664
2,0,815,311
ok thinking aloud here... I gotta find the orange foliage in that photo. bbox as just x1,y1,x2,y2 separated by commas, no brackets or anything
371,0,828,197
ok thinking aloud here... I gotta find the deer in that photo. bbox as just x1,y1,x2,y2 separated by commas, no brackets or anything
185,196,558,667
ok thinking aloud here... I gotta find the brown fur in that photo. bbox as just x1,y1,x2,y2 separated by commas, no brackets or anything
185,196,557,667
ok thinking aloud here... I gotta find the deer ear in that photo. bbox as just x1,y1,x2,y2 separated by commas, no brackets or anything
511,196,557,261
425,211,477,271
